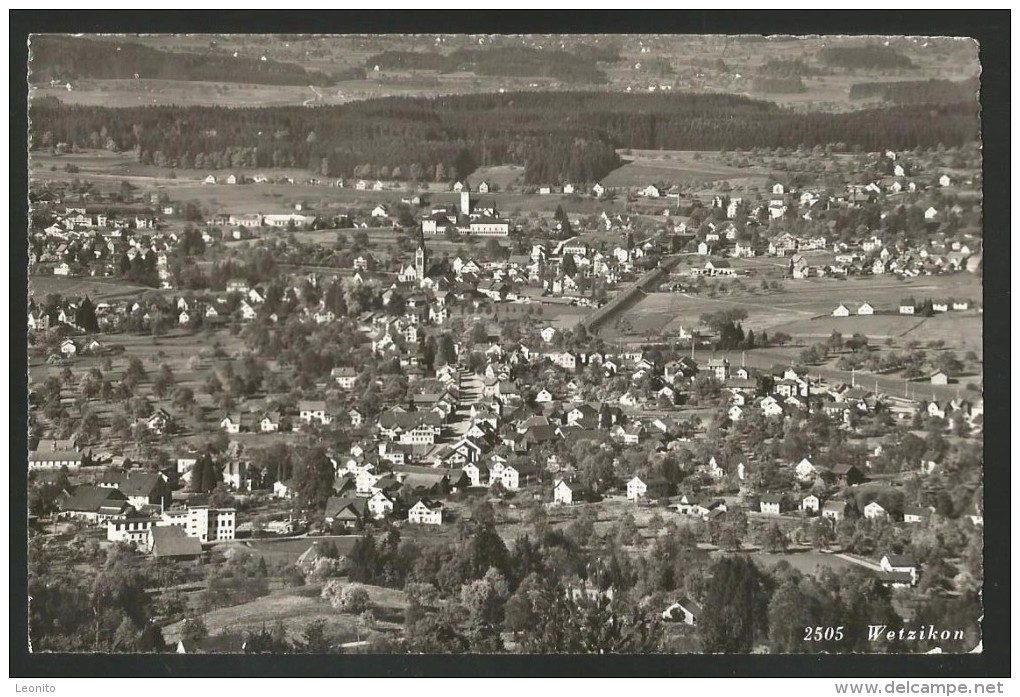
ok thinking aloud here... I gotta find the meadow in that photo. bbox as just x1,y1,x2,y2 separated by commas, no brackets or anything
615,274,982,339
604,149,771,188
161,581,408,646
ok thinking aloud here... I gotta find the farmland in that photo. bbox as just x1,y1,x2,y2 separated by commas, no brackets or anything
612,275,983,339
603,150,771,188
29,275,156,303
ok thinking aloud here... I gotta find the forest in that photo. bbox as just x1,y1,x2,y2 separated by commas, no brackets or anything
366,46,609,84
849,78,980,106
818,45,915,71
29,35,336,86
30,91,979,185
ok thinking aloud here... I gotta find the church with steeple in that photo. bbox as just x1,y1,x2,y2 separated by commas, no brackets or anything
415,230,428,282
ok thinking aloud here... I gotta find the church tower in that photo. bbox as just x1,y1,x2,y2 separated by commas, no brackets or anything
415,235,428,282
460,190,471,218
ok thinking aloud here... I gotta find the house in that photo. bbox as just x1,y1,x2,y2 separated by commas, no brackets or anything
273,479,296,499
462,462,489,488
553,479,586,505
298,400,332,426
662,596,702,626
880,554,918,585
367,490,396,520
802,494,820,514
930,371,949,386
219,413,243,434
259,413,281,433
626,475,668,502
857,302,875,316
407,498,443,525
821,500,847,521
832,463,866,486
640,184,661,198
706,358,730,381
324,496,367,528
203,175,217,185
962,499,983,526
795,458,817,481
145,408,173,435
863,501,888,520
832,304,851,317
106,515,156,546
149,526,204,560
899,299,916,315
759,494,785,515
58,485,130,523
592,183,606,197
939,174,952,188
331,366,358,389
903,506,933,524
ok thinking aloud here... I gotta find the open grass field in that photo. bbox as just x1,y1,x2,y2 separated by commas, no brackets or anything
613,274,982,339
29,275,156,303
603,150,771,187
161,582,408,645
898,314,984,355
242,536,359,565
752,550,863,576
465,165,526,191
30,75,493,109
769,314,929,341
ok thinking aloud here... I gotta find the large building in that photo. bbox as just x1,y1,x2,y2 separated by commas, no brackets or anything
107,503,235,546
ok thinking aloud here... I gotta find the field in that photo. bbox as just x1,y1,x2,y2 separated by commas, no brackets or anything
161,582,408,645
465,165,526,191
603,150,771,187
614,275,983,338
29,275,156,303
752,550,863,576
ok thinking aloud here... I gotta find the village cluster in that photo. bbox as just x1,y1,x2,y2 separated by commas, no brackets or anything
28,133,984,654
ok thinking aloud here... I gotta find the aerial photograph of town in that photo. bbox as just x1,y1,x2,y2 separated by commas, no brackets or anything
24,32,984,656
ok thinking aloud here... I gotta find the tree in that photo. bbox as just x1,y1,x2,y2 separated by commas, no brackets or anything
936,351,964,377
767,578,821,653
322,581,371,614
453,147,476,180
75,295,100,333
189,453,222,494
294,447,336,511
699,556,771,652
180,617,209,647
298,618,338,653
827,330,844,353
845,333,870,353
759,523,789,553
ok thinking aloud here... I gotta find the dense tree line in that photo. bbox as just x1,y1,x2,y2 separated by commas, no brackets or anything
757,58,816,78
365,46,609,84
849,78,979,106
30,92,978,187
30,35,334,86
818,45,914,70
